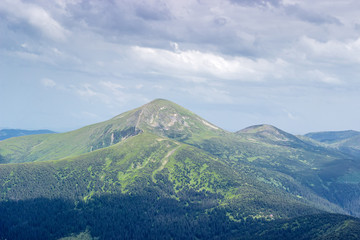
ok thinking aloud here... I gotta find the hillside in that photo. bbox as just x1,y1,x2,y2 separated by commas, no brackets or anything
305,130,360,157
305,130,360,144
0,99,224,164
0,129,55,141
1,132,359,239
192,124,360,218
0,99,360,239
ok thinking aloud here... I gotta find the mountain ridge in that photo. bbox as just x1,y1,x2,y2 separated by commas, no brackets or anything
0,129,55,141
1,99,360,239
305,130,360,157
0,99,225,164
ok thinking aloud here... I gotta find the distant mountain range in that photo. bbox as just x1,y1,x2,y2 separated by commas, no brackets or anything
0,99,359,240
0,129,55,141
305,130,360,157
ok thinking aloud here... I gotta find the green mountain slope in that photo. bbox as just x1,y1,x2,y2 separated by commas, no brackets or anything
0,99,224,164
1,99,360,239
192,124,360,217
0,132,318,217
1,132,359,239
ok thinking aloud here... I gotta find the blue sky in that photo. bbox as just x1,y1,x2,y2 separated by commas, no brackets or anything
1,0,359,134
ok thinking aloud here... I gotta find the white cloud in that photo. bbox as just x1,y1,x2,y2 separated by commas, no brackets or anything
65,81,147,109
307,70,342,85
0,0,68,41
132,45,286,82
300,36,360,63
2,0,360,133
41,78,57,88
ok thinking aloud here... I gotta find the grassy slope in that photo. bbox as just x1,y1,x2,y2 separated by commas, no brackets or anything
1,100,360,238
1,132,359,239
0,99,224,164
1,100,359,216
0,132,316,218
192,125,360,217
0,108,143,164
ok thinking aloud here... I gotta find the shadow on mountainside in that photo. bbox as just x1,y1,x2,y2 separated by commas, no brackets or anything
1,194,360,240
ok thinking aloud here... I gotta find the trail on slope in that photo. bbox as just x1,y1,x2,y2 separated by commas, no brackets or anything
135,108,144,130
152,144,181,183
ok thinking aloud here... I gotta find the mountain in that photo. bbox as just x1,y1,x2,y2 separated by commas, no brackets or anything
237,124,325,150
305,130,360,144
305,130,360,157
0,129,55,141
0,99,360,239
0,99,223,164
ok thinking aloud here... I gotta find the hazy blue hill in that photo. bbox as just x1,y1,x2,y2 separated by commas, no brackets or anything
305,130,360,158
0,129,55,141
305,130,360,144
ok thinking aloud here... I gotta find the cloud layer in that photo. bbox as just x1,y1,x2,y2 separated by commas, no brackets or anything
1,0,359,132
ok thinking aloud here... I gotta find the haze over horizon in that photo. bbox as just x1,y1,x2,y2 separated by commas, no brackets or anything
1,0,359,134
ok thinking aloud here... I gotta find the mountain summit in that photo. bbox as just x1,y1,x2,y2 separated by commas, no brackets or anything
0,99,224,163
112,98,223,140
236,124,309,148
1,99,360,239
238,124,292,141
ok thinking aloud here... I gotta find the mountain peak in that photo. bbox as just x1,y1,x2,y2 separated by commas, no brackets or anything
238,124,279,134
147,98,173,105
237,124,298,143
111,99,223,142
0,99,223,163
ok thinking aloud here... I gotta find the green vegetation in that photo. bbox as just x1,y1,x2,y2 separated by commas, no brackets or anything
0,99,223,164
0,99,360,239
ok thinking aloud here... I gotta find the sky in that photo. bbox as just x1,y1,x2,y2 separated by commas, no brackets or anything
1,0,360,134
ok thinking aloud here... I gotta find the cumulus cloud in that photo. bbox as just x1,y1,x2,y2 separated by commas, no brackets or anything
2,0,360,132
0,0,68,41
299,36,360,63
132,44,287,82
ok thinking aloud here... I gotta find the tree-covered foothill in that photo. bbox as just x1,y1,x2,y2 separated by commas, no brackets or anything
1,194,360,240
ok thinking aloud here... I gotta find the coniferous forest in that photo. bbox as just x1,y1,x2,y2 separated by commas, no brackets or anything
0,99,360,239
